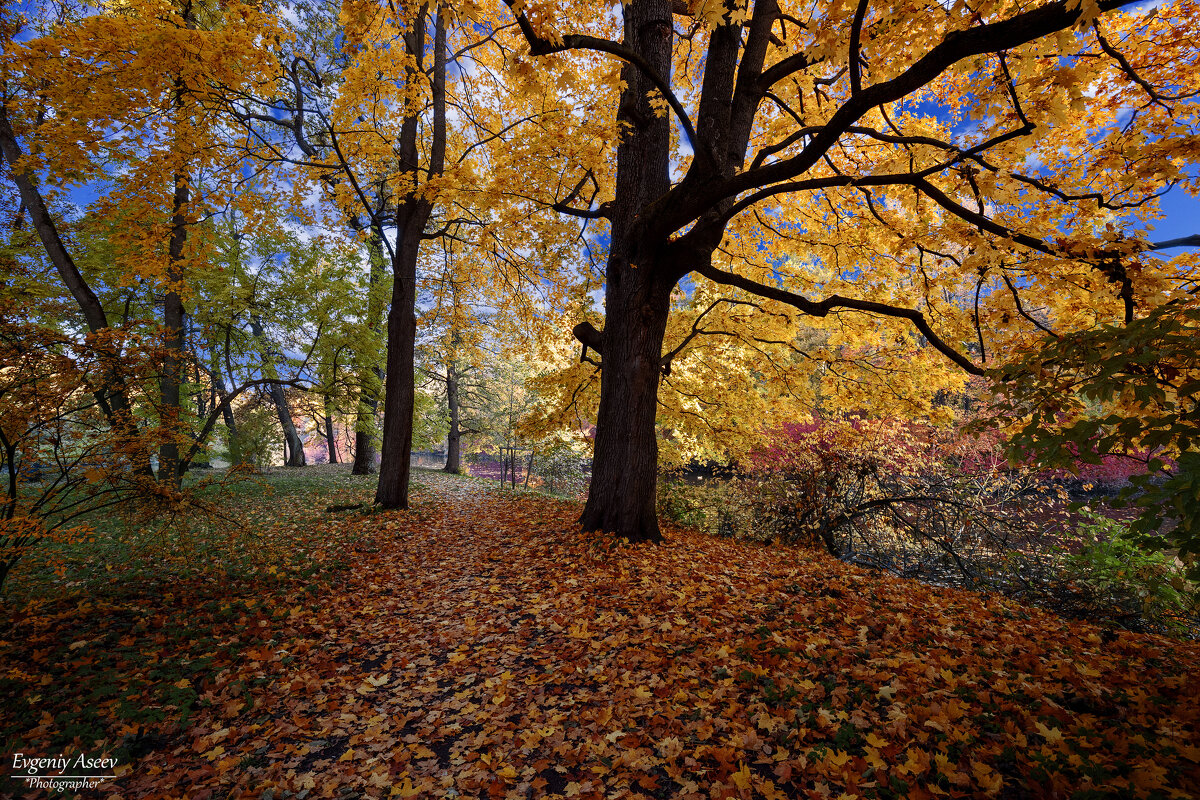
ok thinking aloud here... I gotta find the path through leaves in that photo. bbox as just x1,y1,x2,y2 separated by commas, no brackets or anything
4,472,1199,798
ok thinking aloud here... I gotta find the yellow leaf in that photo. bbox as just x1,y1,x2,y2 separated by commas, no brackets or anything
1033,721,1063,745
970,761,1002,795
389,777,420,798
731,761,752,790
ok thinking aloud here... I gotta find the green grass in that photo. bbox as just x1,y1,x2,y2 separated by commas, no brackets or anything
2,463,389,603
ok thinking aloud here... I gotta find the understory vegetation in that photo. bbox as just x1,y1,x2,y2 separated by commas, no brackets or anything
660,418,1199,638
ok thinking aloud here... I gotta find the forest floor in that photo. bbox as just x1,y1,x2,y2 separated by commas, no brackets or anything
2,466,1199,799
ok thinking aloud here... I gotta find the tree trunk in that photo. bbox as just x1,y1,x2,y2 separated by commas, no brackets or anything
249,315,306,467
577,0,674,542
352,233,387,475
158,154,189,487
352,375,380,474
324,408,338,464
444,361,462,473
273,388,306,466
375,8,445,508
373,227,418,507
0,104,152,476
210,357,241,464
579,271,673,541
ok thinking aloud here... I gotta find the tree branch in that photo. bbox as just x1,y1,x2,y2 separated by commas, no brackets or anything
693,261,984,375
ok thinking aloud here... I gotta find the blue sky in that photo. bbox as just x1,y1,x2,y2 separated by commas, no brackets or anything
1151,189,1200,247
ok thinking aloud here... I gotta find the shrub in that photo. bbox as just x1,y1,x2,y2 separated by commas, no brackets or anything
532,443,589,498
660,416,1197,635
226,403,277,468
1061,512,1197,633
705,418,1047,578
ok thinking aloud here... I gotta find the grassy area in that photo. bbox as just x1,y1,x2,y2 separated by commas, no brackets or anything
3,463,385,603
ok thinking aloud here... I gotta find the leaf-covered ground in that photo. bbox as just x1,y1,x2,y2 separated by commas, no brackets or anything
2,469,1199,799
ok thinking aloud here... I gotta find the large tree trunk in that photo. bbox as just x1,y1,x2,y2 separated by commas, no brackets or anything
374,215,419,508
579,272,673,541
577,0,673,541
444,361,462,474
374,8,445,508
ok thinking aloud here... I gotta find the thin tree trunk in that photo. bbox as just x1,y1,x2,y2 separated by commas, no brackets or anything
324,400,338,464
353,233,387,475
352,371,380,474
249,315,306,467
209,355,241,463
375,7,446,508
323,359,339,464
0,104,151,475
159,141,189,486
273,387,306,466
444,361,462,473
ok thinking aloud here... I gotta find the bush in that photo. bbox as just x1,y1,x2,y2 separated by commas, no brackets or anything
697,418,1046,578
532,443,589,498
659,417,1198,635
1061,512,1197,633
226,403,277,468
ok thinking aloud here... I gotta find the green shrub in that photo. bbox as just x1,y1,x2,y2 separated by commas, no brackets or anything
226,404,277,468
533,443,589,497
1063,512,1197,632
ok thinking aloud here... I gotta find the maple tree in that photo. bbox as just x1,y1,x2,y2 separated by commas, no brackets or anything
985,297,1200,573
490,0,1200,540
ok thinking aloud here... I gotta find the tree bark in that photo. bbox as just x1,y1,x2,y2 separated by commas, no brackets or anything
249,315,306,466
578,272,673,541
209,355,242,463
374,7,446,508
0,104,151,474
324,397,338,464
576,0,674,541
373,212,419,507
158,156,189,487
352,233,387,475
352,372,380,474
444,360,462,473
